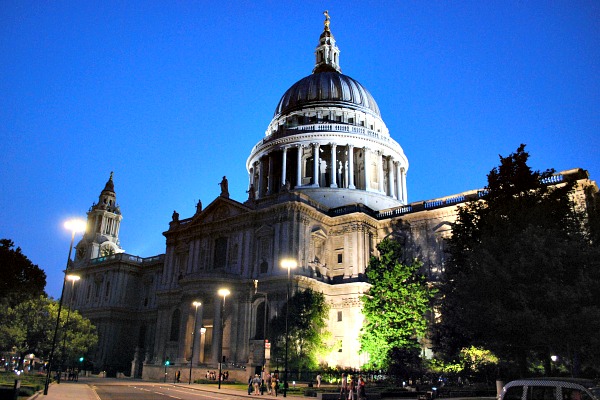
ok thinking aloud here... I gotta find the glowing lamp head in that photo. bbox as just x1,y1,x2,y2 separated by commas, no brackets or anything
192,301,202,307
66,274,81,283
280,259,297,270
218,288,230,298
64,219,86,233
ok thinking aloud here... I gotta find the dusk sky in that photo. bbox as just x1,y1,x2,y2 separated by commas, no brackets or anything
1,1,598,299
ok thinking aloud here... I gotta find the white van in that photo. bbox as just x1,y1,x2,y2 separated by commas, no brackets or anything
500,378,600,400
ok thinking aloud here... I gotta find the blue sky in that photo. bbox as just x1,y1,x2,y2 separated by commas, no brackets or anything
1,1,598,299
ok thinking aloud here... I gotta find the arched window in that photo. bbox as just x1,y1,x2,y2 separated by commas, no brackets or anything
255,302,268,340
170,309,181,342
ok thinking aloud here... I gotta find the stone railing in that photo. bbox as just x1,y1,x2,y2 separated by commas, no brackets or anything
90,253,164,266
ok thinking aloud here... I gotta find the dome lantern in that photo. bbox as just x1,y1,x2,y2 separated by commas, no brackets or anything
313,10,341,74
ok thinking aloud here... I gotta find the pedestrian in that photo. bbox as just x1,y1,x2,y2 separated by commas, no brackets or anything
175,370,181,383
357,375,366,400
248,375,254,395
317,373,322,388
273,376,279,397
266,372,272,395
349,375,356,400
340,373,348,399
253,373,261,395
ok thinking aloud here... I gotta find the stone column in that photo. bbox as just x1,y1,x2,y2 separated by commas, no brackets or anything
281,147,288,187
295,145,302,188
312,143,320,187
330,143,338,188
211,300,222,365
395,162,402,201
363,147,369,191
401,167,408,203
348,145,355,189
378,151,385,193
388,157,396,199
192,305,203,364
256,161,263,200
267,155,274,195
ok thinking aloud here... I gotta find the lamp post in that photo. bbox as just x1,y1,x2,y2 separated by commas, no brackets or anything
280,259,297,398
188,301,202,385
217,288,230,390
60,274,80,376
44,218,86,395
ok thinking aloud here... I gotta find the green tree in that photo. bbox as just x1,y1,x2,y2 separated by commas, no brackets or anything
439,144,600,377
360,238,436,371
0,296,97,369
270,288,329,373
0,239,46,307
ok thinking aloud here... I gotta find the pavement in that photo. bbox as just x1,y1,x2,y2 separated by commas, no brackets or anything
27,376,308,399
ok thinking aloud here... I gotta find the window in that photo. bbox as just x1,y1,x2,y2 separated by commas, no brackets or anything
503,387,524,400
337,254,343,263
214,237,228,269
563,388,592,400
260,259,269,274
337,311,343,322
348,117,354,123
170,309,181,341
529,387,556,400
105,281,111,298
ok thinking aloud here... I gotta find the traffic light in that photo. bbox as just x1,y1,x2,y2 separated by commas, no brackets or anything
79,357,84,362
165,358,170,366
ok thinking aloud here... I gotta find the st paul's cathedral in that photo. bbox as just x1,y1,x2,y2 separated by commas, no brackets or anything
69,14,598,380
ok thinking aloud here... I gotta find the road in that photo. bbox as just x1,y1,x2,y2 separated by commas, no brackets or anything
91,381,257,400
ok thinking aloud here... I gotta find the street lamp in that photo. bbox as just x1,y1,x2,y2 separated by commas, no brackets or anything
217,288,230,390
60,274,81,376
280,259,297,398
44,218,86,395
189,301,202,385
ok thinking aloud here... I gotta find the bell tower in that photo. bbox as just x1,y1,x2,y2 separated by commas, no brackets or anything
75,172,124,262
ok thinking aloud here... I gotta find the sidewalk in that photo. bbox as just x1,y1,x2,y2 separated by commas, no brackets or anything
28,378,99,400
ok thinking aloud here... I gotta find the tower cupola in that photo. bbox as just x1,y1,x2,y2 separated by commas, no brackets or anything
74,172,124,262
313,10,341,74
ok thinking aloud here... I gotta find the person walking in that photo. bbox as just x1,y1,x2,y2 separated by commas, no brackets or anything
253,373,261,395
348,375,356,400
357,375,366,400
340,373,348,399
316,373,322,388
266,372,272,395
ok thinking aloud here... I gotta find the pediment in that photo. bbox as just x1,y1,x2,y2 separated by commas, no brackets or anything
194,197,251,224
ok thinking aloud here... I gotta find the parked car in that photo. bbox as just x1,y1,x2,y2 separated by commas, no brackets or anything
500,378,600,400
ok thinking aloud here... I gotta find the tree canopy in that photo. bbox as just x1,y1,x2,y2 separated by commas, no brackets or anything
0,295,98,369
438,144,600,377
270,288,329,372
0,239,46,306
360,238,436,371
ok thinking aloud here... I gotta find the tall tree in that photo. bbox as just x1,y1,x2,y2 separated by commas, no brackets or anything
360,238,436,371
439,145,600,377
0,239,46,306
270,288,329,372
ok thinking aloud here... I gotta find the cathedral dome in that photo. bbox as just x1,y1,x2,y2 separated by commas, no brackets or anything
274,72,381,119
246,12,409,211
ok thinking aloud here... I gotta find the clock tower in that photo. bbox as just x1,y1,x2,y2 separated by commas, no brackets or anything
74,172,124,261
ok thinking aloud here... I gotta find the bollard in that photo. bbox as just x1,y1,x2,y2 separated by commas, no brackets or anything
13,379,21,400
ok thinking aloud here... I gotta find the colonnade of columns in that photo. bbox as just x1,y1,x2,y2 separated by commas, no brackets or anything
249,143,407,203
